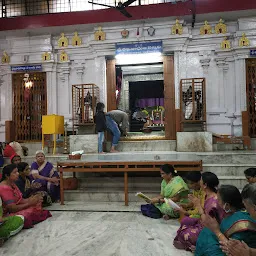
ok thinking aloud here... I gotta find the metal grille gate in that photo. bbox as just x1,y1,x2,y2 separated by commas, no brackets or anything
12,72,47,141
246,59,256,138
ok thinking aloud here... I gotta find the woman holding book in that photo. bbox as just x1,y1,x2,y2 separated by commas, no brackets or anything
173,172,225,252
141,164,189,219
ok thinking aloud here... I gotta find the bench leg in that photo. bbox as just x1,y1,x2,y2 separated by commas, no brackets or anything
124,171,128,206
60,168,64,205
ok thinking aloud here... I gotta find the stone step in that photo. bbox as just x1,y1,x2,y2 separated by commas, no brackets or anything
8,151,255,165
62,174,246,202
78,177,161,189
106,140,176,151
63,190,158,202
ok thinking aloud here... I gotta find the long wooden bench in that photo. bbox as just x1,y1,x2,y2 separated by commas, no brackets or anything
57,160,202,206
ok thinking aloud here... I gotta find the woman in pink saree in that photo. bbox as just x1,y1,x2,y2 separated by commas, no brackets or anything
173,172,225,252
0,164,52,229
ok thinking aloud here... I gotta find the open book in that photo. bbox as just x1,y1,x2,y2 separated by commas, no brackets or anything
136,192,152,202
164,198,181,210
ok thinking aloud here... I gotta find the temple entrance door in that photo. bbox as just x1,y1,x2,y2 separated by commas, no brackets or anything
106,56,176,140
246,59,256,137
12,72,47,141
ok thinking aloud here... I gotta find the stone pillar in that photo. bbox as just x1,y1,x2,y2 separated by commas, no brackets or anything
215,57,229,113
0,65,11,141
94,57,106,104
74,61,85,84
57,62,71,118
233,54,247,136
43,62,57,114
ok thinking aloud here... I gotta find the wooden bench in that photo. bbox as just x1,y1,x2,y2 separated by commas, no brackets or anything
57,160,202,206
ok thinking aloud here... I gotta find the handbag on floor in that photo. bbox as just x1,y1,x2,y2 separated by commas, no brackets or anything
141,204,162,219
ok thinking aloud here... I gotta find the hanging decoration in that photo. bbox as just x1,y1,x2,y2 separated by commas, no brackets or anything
215,19,227,34
58,33,68,47
239,33,250,47
60,51,68,62
94,27,106,41
72,32,82,46
200,21,212,35
1,51,10,64
42,52,51,62
121,29,129,39
172,19,183,35
23,73,33,101
221,37,231,49
147,26,155,36
137,27,140,36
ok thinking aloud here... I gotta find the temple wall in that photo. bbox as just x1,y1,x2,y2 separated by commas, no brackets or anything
0,17,255,141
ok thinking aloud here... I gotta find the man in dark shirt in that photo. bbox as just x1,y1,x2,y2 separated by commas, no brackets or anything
95,102,107,153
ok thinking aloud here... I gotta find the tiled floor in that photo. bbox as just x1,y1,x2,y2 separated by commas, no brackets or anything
2,210,192,256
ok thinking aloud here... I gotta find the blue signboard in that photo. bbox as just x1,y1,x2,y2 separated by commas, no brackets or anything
116,41,162,55
11,65,42,72
250,49,256,57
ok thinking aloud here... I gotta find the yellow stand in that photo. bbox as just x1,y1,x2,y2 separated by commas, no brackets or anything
42,115,64,155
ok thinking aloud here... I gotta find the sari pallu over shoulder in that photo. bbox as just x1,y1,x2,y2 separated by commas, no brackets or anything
195,211,256,256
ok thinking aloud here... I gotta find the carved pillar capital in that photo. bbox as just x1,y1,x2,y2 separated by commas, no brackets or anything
216,58,229,72
58,62,70,83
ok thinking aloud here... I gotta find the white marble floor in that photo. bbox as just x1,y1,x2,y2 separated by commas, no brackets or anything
2,211,192,256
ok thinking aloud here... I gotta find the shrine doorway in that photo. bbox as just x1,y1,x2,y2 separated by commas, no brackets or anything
12,72,47,141
106,55,175,140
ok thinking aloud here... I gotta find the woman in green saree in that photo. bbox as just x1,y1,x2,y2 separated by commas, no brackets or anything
195,185,256,256
140,164,189,219
0,197,24,246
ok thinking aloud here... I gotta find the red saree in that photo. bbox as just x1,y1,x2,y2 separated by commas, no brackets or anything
0,184,51,228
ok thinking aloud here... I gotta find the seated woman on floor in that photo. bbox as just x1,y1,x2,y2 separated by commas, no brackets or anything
179,171,205,218
30,150,60,202
173,172,224,252
0,197,24,247
208,183,256,256
0,164,52,229
10,155,21,165
16,162,52,207
141,164,189,219
244,168,256,184
195,185,256,256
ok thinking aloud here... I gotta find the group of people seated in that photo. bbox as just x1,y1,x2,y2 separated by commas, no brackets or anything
0,150,60,246
141,164,256,256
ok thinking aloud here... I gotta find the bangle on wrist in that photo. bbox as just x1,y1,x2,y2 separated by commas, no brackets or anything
217,232,223,240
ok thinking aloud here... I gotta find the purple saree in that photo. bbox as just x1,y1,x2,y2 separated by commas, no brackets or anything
30,161,60,202
173,196,225,252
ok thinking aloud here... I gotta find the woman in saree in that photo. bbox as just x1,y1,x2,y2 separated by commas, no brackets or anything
31,150,60,202
195,185,256,256
179,171,205,219
209,183,256,256
0,164,52,229
173,172,224,252
16,162,52,207
141,164,189,219
0,197,24,247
